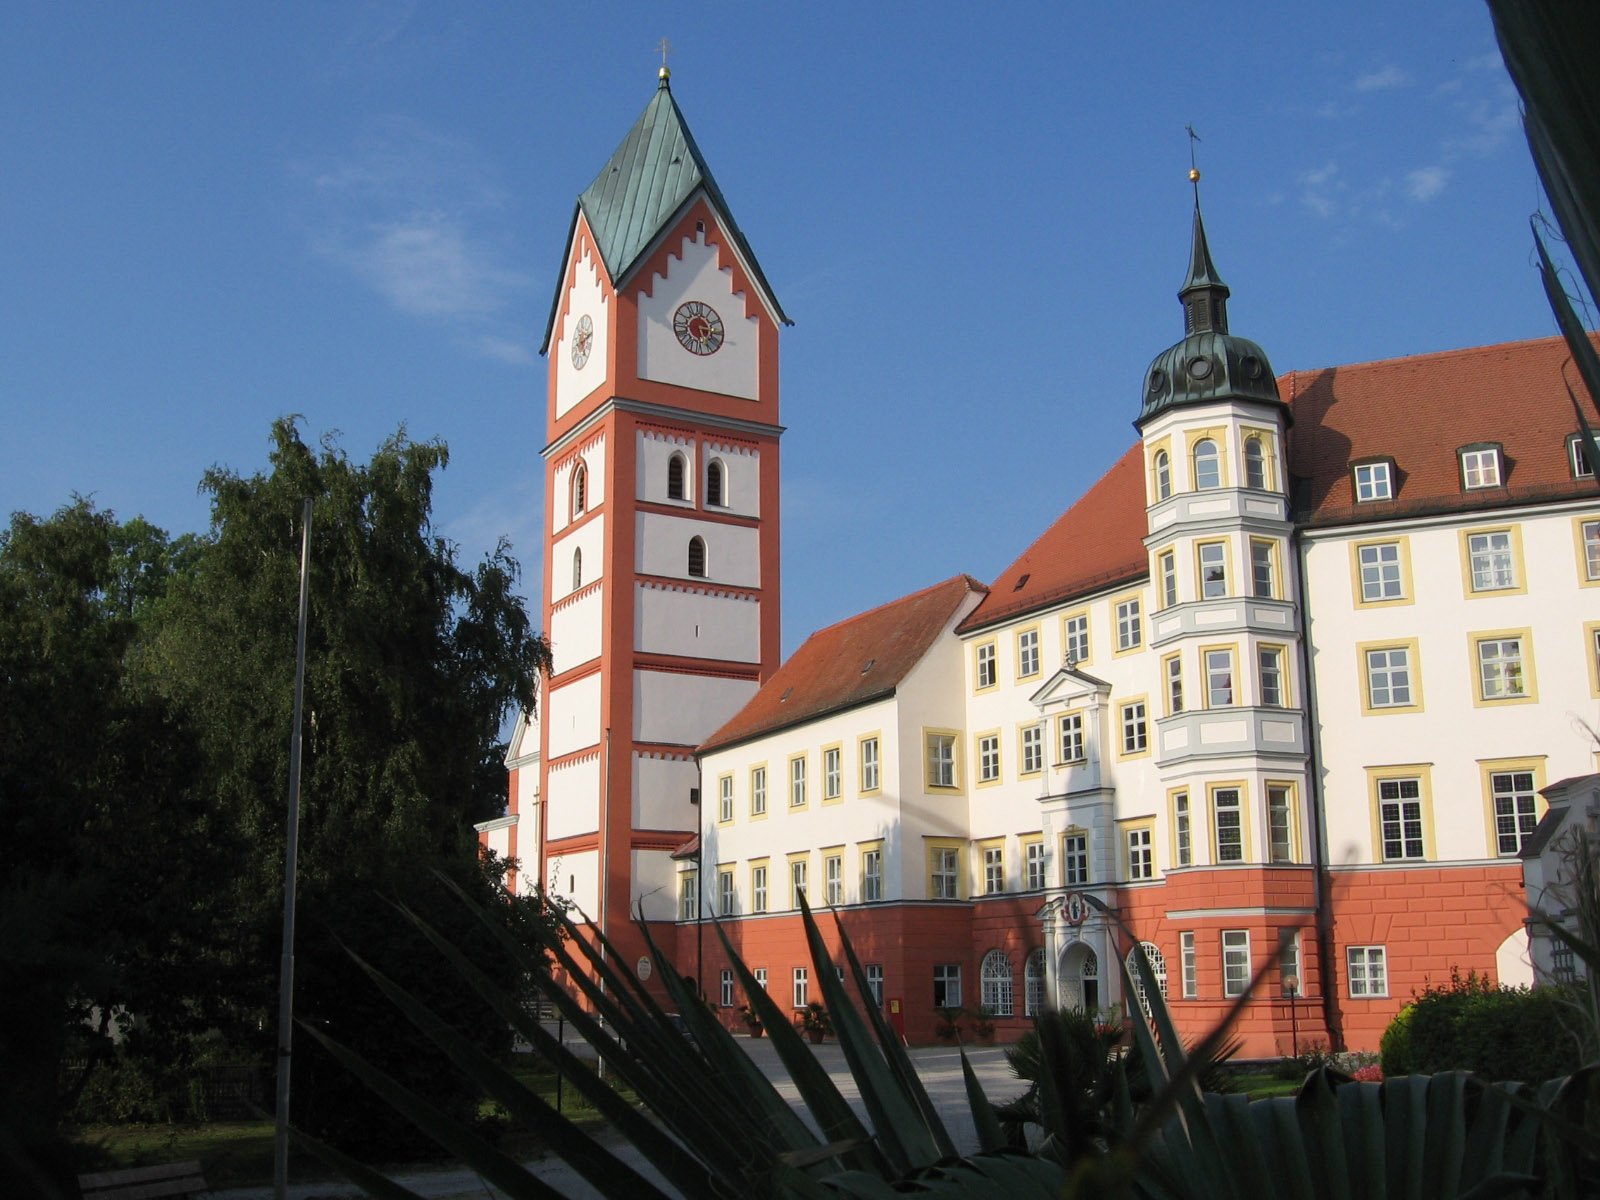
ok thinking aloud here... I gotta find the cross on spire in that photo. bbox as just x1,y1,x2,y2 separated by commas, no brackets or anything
656,37,674,86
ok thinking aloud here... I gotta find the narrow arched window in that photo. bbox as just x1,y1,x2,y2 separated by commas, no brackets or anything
1024,947,1047,1016
706,459,725,507
687,536,707,578
572,548,582,591
1154,450,1171,501
980,949,1014,1016
667,453,686,501
571,462,588,516
1244,437,1267,490
1193,439,1221,490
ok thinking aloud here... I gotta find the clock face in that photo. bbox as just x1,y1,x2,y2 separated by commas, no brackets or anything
673,301,724,356
570,314,594,369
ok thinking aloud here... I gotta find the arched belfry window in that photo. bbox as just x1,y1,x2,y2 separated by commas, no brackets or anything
706,459,726,507
571,462,588,516
1154,450,1171,501
572,548,582,591
1193,439,1221,490
687,536,707,578
667,453,686,501
1244,437,1267,490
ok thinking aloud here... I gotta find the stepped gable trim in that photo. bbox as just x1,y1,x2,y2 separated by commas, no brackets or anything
698,574,987,755
958,443,1149,634
1286,333,1600,524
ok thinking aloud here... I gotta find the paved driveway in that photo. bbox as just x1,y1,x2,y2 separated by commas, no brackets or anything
216,1038,1021,1200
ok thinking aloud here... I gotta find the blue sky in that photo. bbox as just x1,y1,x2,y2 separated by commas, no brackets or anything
0,3,1561,657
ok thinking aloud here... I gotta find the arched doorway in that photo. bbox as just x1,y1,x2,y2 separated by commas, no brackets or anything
1058,941,1100,1012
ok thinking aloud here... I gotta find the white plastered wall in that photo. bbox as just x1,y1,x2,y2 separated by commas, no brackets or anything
550,586,603,672
545,848,599,917
635,582,761,662
551,515,605,604
634,670,758,747
549,436,607,534
545,753,601,840
634,751,699,831
630,849,681,922
636,512,759,586
546,672,603,760
701,440,761,519
636,228,760,400
637,429,697,506
554,243,611,420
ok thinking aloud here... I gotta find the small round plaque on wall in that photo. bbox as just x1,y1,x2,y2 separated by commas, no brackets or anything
1065,892,1088,926
636,956,653,981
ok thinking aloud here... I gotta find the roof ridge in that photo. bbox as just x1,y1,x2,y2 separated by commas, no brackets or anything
802,573,981,639
1280,332,1577,380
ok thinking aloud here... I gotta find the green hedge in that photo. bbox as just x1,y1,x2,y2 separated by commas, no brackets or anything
1380,971,1584,1083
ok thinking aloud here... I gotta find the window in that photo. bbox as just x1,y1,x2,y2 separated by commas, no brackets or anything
706,459,725,506
719,868,734,915
862,846,883,902
1570,435,1595,480
1154,449,1172,500
931,846,960,899
790,857,807,909
679,872,698,920
1020,723,1043,774
983,845,1004,894
571,462,588,516
1250,540,1275,599
1126,826,1153,880
1064,612,1089,664
976,641,997,689
754,967,767,993
667,453,686,500
1025,949,1047,1015
933,964,962,1009
860,736,880,793
572,548,583,590
1222,931,1251,997
1199,541,1228,599
793,967,808,1009
866,964,885,1006
1026,840,1047,890
720,969,734,1007
751,766,767,816
1460,445,1502,490
718,774,733,823
1268,785,1294,863
1583,519,1600,581
1204,648,1235,707
1476,635,1530,701
1378,778,1426,861
751,865,768,913
824,853,842,905
1364,645,1415,709
1490,770,1539,856
823,747,841,800
1159,550,1178,608
1063,833,1088,885
1181,932,1197,999
1348,946,1388,997
1159,653,1183,716
1120,700,1148,756
1116,597,1142,651
1017,627,1041,678
1258,646,1285,707
981,949,1015,1016
978,734,1001,783
1194,438,1221,490
1353,460,1393,502
1244,437,1268,490
926,732,957,790
687,536,707,578
1127,943,1167,1015
1174,791,1191,867
1280,934,1302,996
1552,944,1577,984
1059,712,1085,763
1467,530,1517,591
1213,787,1243,863
790,755,807,806
1357,541,1405,602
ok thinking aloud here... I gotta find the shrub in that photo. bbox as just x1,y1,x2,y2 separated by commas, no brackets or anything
1399,970,1584,1083
1379,1002,1414,1076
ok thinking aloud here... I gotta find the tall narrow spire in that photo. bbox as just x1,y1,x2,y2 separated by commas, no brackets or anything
1179,176,1230,335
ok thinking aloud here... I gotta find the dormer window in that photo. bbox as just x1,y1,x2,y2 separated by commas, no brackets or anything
1568,433,1595,480
1459,443,1503,491
1352,458,1395,503
667,453,687,500
1193,438,1221,490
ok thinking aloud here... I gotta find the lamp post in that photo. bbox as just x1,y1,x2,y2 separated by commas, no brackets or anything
1283,973,1300,1059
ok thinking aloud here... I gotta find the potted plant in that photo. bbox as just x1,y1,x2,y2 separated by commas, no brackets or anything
964,1005,997,1046
800,1001,832,1044
933,1006,964,1044
739,1003,764,1038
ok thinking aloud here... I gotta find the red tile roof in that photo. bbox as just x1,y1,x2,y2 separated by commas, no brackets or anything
961,333,1598,634
699,575,986,754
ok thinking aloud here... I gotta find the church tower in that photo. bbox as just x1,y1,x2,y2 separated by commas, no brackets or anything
535,69,788,978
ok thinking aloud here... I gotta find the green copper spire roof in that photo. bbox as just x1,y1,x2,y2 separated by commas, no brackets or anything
542,77,788,353
1178,191,1230,334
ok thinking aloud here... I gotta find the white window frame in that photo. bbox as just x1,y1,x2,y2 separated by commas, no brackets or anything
1353,460,1392,502
1199,541,1228,599
1194,438,1221,490
931,847,960,899
866,963,885,1006
1026,841,1047,891
981,948,1015,1016
824,853,843,905
823,747,841,800
1244,437,1268,490
933,964,962,1009
1127,942,1167,1016
1116,598,1142,651
1358,541,1405,602
1120,700,1147,755
863,848,883,902
983,845,1004,894
1348,946,1388,997
1126,826,1154,881
1365,646,1413,708
720,968,734,1007
1021,723,1043,774
978,734,1001,783
1378,778,1425,861
1059,712,1086,764
679,872,698,921
718,775,733,823
1460,446,1502,490
751,766,767,816
1251,540,1275,599
1174,791,1191,867
860,737,880,793
1065,613,1089,665
1181,931,1198,999
1017,628,1040,678
1490,769,1539,856
927,733,956,789
1213,787,1243,863
1258,646,1284,708
719,869,734,915
1063,833,1089,886
793,967,808,1009
1478,637,1528,700
790,756,807,807
751,865,768,913
1025,948,1047,1016
1160,550,1178,608
1222,930,1251,998
1268,785,1293,863
976,641,997,689
1468,530,1517,591
1205,648,1235,708
1155,449,1172,500
1584,518,1600,581
790,858,807,910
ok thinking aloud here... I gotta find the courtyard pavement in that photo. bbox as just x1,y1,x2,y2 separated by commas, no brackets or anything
214,1038,1019,1200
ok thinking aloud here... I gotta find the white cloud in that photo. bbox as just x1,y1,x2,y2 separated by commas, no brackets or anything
339,215,528,318
1354,64,1411,92
1404,166,1449,202
1298,161,1342,218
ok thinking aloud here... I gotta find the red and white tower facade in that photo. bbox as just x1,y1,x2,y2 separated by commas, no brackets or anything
532,70,788,978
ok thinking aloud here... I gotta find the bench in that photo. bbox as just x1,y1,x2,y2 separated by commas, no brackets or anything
76,1160,209,1200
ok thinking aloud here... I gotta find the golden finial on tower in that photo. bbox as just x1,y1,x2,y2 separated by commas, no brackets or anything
656,37,673,85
